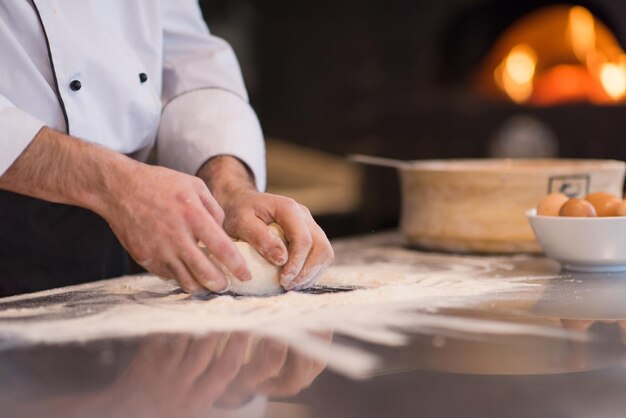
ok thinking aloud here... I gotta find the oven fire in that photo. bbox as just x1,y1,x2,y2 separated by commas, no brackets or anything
477,5,626,105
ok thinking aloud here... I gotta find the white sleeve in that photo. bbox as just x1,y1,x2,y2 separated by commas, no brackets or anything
157,0,266,191
0,95,45,176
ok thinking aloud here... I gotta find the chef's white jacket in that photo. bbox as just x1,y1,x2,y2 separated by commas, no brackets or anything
0,0,266,191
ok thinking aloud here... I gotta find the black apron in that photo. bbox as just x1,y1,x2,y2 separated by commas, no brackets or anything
0,190,129,297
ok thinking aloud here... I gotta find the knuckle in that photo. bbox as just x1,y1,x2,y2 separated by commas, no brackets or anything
186,178,199,190
216,241,237,259
275,196,299,211
300,233,313,248
214,206,225,223
179,248,194,264
284,198,300,211
174,190,193,204
182,207,199,224
132,248,152,265
190,176,206,190
298,203,312,216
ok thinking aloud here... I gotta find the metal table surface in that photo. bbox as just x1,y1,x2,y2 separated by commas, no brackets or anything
2,232,626,418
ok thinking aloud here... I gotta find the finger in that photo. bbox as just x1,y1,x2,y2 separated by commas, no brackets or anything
236,219,288,266
198,188,225,226
142,260,171,280
166,258,204,293
193,213,252,282
181,243,228,292
290,265,325,291
273,206,313,288
286,220,334,290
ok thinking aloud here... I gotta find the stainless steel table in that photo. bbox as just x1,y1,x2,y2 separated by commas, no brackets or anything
2,232,626,418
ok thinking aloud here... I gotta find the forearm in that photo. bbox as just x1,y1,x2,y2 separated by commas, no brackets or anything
0,129,251,292
197,155,257,206
0,127,134,214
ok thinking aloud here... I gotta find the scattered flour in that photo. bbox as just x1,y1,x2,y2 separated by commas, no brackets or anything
0,238,566,378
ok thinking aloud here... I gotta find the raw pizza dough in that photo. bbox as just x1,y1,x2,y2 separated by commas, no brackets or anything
206,223,287,296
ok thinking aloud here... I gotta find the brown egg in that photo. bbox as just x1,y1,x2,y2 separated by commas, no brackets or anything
559,198,597,217
536,193,569,216
585,192,622,217
616,200,626,216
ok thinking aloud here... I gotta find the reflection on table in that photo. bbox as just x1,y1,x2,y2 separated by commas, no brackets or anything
0,332,330,418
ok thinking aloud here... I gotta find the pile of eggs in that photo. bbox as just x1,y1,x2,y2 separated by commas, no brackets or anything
537,192,626,217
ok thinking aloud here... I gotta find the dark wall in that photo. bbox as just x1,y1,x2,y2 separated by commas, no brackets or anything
199,0,626,234
200,0,626,156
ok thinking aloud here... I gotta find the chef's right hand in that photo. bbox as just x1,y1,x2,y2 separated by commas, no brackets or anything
0,127,246,293
101,163,251,293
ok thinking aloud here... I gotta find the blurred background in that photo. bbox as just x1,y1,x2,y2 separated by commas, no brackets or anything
198,0,626,238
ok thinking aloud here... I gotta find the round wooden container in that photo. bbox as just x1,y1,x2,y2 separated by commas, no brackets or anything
399,159,626,253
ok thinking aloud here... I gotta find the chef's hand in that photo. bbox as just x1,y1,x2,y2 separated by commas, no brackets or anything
0,127,250,293
198,156,334,291
102,162,251,293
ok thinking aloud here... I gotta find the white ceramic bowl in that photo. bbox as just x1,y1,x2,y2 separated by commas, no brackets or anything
527,208,626,272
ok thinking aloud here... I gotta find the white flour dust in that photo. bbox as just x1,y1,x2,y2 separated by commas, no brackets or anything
0,238,562,378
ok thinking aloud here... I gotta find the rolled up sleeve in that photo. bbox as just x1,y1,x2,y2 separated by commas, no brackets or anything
157,0,266,191
0,96,45,176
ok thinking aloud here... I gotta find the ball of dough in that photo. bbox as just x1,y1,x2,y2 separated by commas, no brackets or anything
223,223,287,296
225,241,283,296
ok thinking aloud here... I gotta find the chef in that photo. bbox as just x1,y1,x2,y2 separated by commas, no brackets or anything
0,1,334,297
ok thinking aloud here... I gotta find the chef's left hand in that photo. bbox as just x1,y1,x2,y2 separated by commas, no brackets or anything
198,156,334,291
